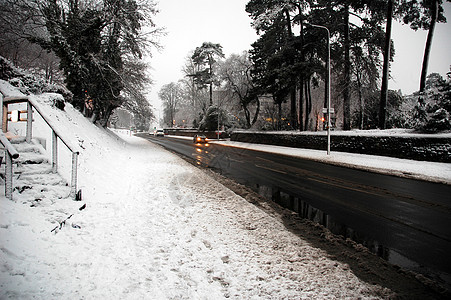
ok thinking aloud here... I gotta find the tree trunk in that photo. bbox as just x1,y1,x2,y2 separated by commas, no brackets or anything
290,89,297,129
299,80,304,131
356,69,364,129
298,5,305,131
284,9,297,130
251,98,261,126
343,5,351,130
209,82,213,106
90,112,98,124
304,79,311,130
420,0,439,93
306,79,312,130
243,104,251,128
379,0,393,129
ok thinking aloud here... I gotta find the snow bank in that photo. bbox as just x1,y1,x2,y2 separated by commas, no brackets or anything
165,134,451,184
212,140,451,185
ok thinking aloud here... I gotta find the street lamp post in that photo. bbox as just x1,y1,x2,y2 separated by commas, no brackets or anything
304,23,331,155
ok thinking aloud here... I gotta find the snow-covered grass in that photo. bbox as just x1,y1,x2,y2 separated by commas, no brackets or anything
1,81,447,298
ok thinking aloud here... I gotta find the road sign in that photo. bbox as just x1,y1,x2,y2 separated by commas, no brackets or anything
322,108,335,114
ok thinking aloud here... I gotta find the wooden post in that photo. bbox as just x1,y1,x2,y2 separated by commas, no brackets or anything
52,130,58,173
70,152,79,199
5,151,13,200
26,102,32,142
2,102,7,132
0,94,3,131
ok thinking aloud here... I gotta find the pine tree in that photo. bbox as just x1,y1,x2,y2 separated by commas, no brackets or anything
191,42,225,106
414,72,451,132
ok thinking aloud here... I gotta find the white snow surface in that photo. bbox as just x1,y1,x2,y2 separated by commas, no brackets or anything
0,87,403,298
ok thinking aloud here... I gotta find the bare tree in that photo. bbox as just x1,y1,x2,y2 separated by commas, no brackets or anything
159,82,183,127
219,51,260,128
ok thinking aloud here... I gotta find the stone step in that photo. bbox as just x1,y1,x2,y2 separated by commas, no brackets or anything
14,163,53,176
15,151,49,165
1,139,48,165
2,138,72,202
17,171,67,186
14,180,71,203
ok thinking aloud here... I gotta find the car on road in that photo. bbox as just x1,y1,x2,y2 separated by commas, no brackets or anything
154,129,165,137
193,134,207,143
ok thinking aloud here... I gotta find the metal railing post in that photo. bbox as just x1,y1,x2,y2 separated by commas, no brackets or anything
1,132,20,200
5,150,13,200
26,102,32,142
2,103,7,132
70,152,78,199
0,94,3,131
52,130,58,173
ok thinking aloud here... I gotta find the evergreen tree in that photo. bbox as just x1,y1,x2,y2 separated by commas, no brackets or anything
246,0,387,131
191,42,225,106
414,72,451,132
248,14,293,130
246,0,312,130
198,105,230,132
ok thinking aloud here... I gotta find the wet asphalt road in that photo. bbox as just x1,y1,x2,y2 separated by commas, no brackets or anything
137,133,451,284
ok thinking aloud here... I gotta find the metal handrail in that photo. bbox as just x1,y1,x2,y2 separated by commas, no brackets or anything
27,97,80,154
1,93,80,199
0,131,19,159
0,131,19,200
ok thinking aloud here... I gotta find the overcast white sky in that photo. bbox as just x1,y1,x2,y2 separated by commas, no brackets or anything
147,0,451,113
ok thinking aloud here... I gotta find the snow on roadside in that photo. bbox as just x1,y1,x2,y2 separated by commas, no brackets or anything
1,93,396,298
167,134,451,185
235,128,451,138
213,141,451,185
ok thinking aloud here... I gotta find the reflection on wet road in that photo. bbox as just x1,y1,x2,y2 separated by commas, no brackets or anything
137,134,451,287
